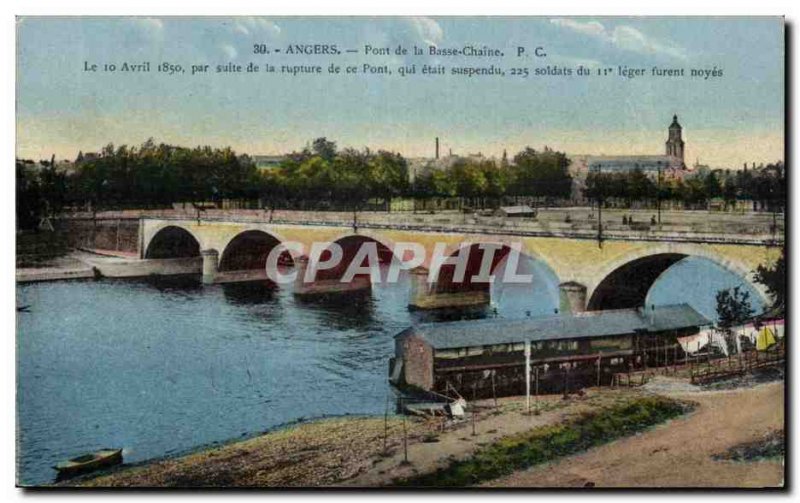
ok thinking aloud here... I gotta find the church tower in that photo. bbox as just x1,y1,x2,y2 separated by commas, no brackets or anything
665,114,685,162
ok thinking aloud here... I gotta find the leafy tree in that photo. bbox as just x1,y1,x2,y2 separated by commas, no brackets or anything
479,159,507,206
311,137,337,163
510,147,572,199
703,171,722,199
446,158,487,208
370,150,409,210
626,168,655,204
716,286,754,329
16,160,43,230
412,164,450,210
333,147,372,211
754,247,785,314
721,177,738,208
38,159,67,216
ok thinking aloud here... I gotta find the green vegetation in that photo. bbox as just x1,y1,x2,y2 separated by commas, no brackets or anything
716,286,755,329
394,396,693,487
713,430,784,462
755,247,785,315
16,136,785,230
584,163,785,211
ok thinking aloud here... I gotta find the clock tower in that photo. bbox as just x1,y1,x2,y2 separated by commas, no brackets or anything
665,114,685,164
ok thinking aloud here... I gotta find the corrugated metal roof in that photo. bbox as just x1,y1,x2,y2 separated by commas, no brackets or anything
399,304,711,349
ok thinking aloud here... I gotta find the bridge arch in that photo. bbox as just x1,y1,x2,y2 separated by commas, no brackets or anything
219,229,294,271
144,225,201,259
586,245,769,311
430,240,560,307
313,233,398,282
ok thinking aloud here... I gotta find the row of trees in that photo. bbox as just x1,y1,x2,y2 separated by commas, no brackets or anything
16,138,575,227
584,163,785,209
16,137,786,230
411,147,571,210
258,138,411,211
260,140,572,211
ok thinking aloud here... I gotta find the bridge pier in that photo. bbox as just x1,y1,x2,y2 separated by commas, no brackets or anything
559,281,587,314
292,256,372,297
201,249,219,284
408,266,491,310
214,269,269,284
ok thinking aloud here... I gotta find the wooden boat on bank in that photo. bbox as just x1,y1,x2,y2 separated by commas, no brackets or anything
53,448,123,479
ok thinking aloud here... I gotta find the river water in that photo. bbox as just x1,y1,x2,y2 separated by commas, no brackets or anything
15,257,763,485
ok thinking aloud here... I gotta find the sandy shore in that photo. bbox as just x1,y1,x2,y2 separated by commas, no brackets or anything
70,416,431,487
63,378,784,488
66,392,607,488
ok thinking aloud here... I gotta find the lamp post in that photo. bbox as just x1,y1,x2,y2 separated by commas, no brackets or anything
593,164,604,248
657,161,663,225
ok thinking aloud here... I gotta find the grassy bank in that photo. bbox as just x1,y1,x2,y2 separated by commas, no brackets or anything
395,396,694,487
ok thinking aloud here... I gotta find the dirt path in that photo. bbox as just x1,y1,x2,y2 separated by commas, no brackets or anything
485,380,784,488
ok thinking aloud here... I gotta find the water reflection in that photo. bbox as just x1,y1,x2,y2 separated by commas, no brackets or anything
293,288,379,331
221,281,280,306
410,305,491,324
135,274,203,294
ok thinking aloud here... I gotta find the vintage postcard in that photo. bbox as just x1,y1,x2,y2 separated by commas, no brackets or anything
15,16,785,488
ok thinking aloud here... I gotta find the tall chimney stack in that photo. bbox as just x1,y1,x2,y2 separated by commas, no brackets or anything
435,137,440,159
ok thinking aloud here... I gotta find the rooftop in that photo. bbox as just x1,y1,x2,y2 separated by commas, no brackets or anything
498,205,535,215
398,304,711,349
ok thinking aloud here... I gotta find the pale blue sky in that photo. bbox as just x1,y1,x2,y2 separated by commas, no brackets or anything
16,16,783,167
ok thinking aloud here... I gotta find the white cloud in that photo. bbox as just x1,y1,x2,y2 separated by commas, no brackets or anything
232,17,281,38
549,18,687,60
130,17,164,38
221,44,238,59
611,25,687,60
550,18,605,39
407,16,443,47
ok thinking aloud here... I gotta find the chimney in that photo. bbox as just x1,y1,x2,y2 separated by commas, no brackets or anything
435,137,439,160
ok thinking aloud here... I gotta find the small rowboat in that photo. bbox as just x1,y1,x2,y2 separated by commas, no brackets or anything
53,448,123,479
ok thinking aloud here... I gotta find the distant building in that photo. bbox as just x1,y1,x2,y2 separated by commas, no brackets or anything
568,115,688,178
665,114,685,161
252,155,285,170
587,154,683,174
496,205,536,218
567,115,691,201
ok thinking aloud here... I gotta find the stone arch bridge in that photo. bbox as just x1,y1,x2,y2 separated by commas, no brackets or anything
133,216,779,314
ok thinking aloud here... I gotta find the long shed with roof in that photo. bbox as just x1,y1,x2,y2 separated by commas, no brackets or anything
390,304,711,397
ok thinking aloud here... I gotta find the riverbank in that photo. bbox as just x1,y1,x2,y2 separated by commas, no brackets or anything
62,414,438,487
62,390,625,487
16,250,111,283
16,249,200,283
58,378,784,488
